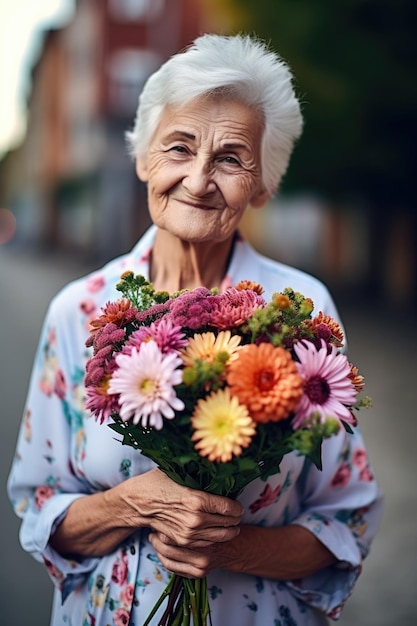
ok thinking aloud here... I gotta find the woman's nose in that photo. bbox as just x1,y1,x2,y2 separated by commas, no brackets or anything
182,157,216,196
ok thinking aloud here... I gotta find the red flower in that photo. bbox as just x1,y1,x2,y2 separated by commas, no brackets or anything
331,463,351,488
111,552,129,586
86,274,105,293
113,607,130,626
352,448,368,470
35,485,54,510
54,369,66,400
120,583,135,607
249,483,282,514
360,466,374,482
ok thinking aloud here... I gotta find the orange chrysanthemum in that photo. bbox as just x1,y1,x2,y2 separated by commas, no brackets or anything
273,294,291,310
226,343,303,423
235,280,264,295
89,298,135,334
349,364,364,392
307,312,344,348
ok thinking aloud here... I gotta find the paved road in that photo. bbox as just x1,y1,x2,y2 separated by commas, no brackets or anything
1,244,416,625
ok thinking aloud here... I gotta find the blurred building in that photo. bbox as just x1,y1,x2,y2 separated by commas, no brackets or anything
1,0,414,306
0,0,227,262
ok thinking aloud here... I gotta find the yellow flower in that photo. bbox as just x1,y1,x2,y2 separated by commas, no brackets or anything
191,388,256,463
181,330,241,367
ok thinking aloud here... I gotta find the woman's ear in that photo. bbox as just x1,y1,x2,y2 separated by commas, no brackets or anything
250,188,271,209
136,156,148,182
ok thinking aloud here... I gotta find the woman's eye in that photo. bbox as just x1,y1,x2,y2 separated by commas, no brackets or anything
220,156,240,165
169,145,187,153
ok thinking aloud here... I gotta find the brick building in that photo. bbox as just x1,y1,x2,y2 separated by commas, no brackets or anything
1,0,226,260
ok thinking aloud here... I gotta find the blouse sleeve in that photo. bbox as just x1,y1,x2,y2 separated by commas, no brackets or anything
287,426,383,619
7,289,101,602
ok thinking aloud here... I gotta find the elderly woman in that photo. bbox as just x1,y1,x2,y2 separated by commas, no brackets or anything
8,34,382,625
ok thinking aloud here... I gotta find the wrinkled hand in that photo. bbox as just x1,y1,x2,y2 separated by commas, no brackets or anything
148,530,235,578
123,468,243,565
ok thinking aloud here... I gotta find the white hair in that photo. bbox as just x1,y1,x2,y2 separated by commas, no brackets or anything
126,33,303,195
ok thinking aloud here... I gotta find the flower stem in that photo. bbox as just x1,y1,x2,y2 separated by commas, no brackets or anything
143,574,211,625
158,575,183,625
141,574,180,626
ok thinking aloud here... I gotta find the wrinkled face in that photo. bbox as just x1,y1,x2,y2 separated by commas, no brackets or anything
136,96,269,243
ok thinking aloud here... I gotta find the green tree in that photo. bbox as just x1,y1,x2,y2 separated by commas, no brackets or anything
228,0,417,300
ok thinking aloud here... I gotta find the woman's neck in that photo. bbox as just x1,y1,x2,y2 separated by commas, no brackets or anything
150,228,235,292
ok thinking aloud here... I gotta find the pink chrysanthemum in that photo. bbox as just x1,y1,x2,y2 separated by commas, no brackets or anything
135,301,171,326
85,348,119,423
208,288,265,329
151,318,188,352
167,287,214,329
85,345,117,386
292,340,357,429
123,318,187,356
86,376,120,424
108,341,184,429
91,323,126,354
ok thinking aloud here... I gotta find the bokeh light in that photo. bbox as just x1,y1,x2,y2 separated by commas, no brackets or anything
0,208,17,244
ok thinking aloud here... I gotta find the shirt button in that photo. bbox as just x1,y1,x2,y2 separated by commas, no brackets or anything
130,544,136,555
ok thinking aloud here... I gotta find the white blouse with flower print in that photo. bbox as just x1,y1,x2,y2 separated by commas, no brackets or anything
7,226,383,626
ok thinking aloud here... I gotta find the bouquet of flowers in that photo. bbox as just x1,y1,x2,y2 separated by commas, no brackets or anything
84,272,370,626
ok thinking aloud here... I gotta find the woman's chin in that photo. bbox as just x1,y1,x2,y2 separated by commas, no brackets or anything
158,222,232,245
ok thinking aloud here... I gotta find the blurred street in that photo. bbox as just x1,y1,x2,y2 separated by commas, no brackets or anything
1,243,416,626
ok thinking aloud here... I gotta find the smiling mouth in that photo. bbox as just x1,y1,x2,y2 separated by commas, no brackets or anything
177,199,220,211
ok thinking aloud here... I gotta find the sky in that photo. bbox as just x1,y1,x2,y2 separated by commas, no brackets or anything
0,0,74,158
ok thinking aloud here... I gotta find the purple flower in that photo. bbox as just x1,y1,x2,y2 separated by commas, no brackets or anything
92,323,126,354
123,318,187,355
292,340,357,429
167,288,214,329
85,380,120,424
135,302,171,325
85,345,116,387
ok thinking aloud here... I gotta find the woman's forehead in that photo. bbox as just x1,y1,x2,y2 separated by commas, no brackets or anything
154,97,264,144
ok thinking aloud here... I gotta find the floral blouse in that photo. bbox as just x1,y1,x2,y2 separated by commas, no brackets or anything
7,226,383,626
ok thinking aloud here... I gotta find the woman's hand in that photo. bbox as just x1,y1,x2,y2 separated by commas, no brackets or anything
50,468,334,582
123,468,243,548
148,530,230,578
149,522,337,580
50,468,243,559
